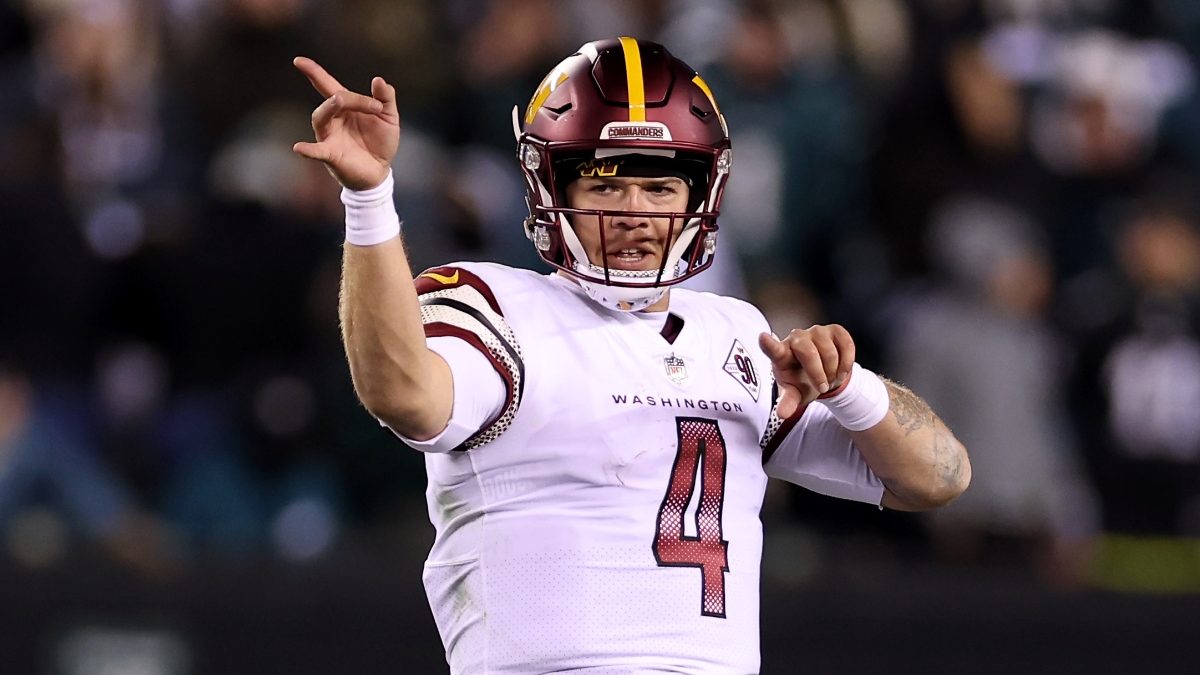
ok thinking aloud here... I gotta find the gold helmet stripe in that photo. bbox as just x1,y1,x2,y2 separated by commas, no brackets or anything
618,36,647,122
691,74,728,136
525,72,569,125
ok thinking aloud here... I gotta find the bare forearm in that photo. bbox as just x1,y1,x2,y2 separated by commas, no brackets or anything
850,378,970,510
339,238,451,438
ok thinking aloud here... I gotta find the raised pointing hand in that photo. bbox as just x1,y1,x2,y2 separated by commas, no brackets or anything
758,325,856,419
292,56,399,191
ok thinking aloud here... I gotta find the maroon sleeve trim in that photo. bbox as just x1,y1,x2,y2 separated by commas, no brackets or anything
423,322,516,441
761,403,809,465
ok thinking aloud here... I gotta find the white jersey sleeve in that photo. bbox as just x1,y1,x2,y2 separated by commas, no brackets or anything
389,336,505,453
383,264,524,452
761,401,885,505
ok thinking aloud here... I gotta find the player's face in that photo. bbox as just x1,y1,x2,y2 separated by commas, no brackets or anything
565,176,691,272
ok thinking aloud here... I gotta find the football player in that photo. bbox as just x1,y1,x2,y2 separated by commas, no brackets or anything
294,37,970,674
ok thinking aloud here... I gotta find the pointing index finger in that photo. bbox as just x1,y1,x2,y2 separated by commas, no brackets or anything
294,56,346,98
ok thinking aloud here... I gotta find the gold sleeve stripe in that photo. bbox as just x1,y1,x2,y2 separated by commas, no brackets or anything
618,36,646,122
419,270,459,285
524,72,569,125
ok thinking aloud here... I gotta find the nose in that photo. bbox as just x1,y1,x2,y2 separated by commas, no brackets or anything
610,187,652,230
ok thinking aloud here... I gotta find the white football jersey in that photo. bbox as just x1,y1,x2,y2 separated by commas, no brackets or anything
403,262,883,674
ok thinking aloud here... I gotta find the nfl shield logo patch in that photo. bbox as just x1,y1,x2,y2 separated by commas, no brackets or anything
664,354,688,384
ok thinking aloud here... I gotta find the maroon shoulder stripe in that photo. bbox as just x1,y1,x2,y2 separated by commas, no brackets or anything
415,266,503,315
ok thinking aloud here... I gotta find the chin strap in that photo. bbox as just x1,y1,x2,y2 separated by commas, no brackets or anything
578,278,666,312
571,259,676,311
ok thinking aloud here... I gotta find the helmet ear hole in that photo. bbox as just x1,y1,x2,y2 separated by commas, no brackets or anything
539,103,573,122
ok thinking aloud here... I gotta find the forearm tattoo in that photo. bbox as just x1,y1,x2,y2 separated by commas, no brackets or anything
882,378,936,436
881,378,967,491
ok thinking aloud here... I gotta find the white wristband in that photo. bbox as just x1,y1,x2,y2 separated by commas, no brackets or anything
341,170,401,246
817,362,889,431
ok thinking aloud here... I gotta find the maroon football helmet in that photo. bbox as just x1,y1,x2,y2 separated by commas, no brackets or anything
515,37,732,310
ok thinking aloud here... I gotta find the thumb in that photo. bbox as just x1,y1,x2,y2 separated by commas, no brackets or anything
775,382,801,419
293,141,330,162
758,332,786,361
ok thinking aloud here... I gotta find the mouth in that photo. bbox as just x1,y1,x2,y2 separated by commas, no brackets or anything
605,246,659,271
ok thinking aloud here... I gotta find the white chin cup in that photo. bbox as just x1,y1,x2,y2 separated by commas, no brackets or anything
573,262,670,312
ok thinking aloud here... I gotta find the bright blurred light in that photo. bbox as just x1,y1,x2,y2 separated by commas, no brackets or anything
271,497,337,562
82,199,146,260
56,626,191,675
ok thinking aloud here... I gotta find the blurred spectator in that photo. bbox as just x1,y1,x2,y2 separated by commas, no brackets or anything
704,0,872,299
448,0,571,150
559,0,734,71
172,0,318,165
427,0,573,270
889,195,1099,584
309,0,451,126
90,340,347,563
1063,188,1200,538
0,363,175,576
25,0,168,201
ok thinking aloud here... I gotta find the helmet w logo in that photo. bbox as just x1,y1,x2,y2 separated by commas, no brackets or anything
576,159,621,177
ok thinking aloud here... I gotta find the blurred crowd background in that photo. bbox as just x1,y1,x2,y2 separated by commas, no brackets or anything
2,0,1200,672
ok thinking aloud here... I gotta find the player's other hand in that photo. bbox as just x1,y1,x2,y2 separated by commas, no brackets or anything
292,56,399,191
758,325,855,419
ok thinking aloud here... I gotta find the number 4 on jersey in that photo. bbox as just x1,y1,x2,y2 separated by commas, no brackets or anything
653,417,730,618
